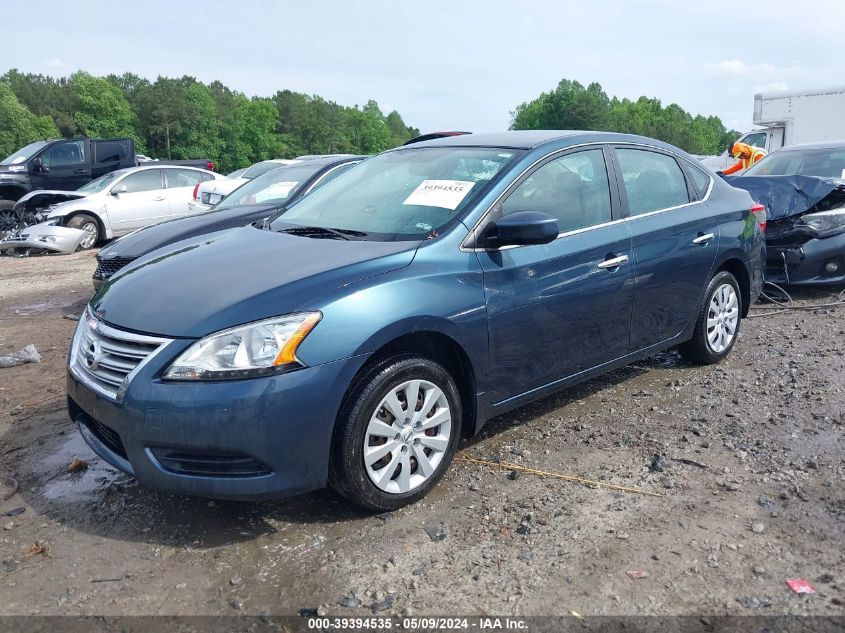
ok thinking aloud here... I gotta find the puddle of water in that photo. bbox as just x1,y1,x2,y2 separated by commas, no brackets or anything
42,434,123,501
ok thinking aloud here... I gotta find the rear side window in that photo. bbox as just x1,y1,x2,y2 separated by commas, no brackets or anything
616,149,690,216
165,169,203,188
120,170,162,193
501,149,612,233
94,140,130,164
199,171,216,182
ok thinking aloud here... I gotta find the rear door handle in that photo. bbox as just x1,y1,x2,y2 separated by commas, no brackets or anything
597,254,629,270
153,196,165,201
692,233,715,245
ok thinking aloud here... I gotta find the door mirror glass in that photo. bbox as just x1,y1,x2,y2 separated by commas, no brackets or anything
491,210,559,246
111,184,128,196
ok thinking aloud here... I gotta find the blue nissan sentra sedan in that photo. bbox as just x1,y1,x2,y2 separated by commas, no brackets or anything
67,131,765,510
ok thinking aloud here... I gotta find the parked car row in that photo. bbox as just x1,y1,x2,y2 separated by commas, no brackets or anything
67,130,766,511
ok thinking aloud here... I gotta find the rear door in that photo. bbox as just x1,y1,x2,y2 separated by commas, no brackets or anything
611,146,719,351
477,147,634,403
104,169,168,233
163,168,210,218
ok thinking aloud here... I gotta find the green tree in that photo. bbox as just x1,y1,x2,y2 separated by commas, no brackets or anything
0,82,60,158
71,72,141,148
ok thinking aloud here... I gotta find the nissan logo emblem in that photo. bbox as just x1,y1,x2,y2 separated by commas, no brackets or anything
85,340,103,371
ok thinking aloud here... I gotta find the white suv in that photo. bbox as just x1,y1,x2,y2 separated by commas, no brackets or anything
45,165,224,248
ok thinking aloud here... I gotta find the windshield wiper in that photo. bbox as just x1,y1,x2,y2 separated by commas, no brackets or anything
279,226,368,240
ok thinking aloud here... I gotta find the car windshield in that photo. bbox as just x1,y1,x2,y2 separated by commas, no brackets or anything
77,171,124,193
242,161,289,179
215,164,328,210
270,147,521,241
744,147,845,179
1,141,47,165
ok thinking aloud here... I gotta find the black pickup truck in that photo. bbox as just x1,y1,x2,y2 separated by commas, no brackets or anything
0,137,213,209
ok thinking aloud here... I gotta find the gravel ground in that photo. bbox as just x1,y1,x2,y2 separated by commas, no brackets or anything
0,251,843,618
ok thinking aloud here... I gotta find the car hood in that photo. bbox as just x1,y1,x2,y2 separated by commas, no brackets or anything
99,203,283,259
728,175,845,221
92,226,420,337
16,190,88,206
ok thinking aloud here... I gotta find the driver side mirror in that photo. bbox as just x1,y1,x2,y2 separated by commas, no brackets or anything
488,210,559,247
31,158,47,172
111,184,128,196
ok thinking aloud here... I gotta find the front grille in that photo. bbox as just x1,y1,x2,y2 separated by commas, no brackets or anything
151,448,272,478
83,418,127,459
94,256,136,280
70,312,172,400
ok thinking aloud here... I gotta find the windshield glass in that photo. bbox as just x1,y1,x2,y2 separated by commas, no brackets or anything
270,147,521,241
216,163,328,210
77,171,123,193
744,148,845,179
242,161,289,179
1,141,47,165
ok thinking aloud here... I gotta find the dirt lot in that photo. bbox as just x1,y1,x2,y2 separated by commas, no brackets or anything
0,251,843,618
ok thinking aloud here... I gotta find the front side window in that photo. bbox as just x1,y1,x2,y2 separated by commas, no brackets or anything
270,147,522,241
119,170,163,194
43,140,85,167
616,149,690,216
500,149,612,233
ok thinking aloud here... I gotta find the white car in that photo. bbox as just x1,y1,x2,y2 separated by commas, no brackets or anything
187,159,298,214
45,165,223,249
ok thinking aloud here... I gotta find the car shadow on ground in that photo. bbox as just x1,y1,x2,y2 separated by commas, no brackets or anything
1,348,687,550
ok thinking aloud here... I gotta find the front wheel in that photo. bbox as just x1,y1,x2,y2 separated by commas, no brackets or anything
0,200,17,237
66,213,100,250
329,354,462,511
678,270,742,365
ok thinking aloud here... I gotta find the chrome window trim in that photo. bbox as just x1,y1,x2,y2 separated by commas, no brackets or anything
69,308,174,402
303,161,361,195
461,140,715,253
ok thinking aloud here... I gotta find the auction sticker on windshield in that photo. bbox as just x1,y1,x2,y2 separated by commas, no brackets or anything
403,180,475,210
256,181,298,202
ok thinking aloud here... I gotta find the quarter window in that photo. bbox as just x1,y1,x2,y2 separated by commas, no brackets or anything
616,149,690,216
686,164,712,200
501,149,612,233
119,170,163,193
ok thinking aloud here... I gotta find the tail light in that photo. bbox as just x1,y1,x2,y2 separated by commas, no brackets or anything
192,183,200,200
751,203,766,232
206,161,214,171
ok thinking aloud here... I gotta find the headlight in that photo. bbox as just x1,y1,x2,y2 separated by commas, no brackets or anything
801,208,845,233
163,312,321,381
42,217,61,226
6,165,25,172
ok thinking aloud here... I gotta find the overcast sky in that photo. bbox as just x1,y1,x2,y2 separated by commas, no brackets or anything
3,0,843,134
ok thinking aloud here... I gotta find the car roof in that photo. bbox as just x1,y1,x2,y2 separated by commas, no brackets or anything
398,130,689,154
289,155,367,167
770,140,845,151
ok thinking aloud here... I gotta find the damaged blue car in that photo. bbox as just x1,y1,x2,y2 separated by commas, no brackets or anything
67,131,764,510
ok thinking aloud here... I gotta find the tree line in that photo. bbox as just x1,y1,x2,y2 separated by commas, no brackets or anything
0,70,420,173
511,79,740,155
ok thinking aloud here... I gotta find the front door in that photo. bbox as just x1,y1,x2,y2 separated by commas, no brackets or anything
104,169,168,233
612,147,719,350
30,140,90,191
477,147,634,404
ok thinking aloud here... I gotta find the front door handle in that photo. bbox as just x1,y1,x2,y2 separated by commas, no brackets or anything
597,254,629,270
73,169,89,175
153,196,165,201
692,232,715,245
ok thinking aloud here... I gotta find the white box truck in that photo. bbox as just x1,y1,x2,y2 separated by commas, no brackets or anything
701,86,845,171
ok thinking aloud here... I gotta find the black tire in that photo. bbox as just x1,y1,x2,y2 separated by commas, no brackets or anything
678,270,742,365
66,213,100,250
329,353,462,511
0,200,17,235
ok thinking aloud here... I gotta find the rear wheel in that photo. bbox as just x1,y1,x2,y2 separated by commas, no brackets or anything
329,354,462,511
66,213,100,250
678,271,742,364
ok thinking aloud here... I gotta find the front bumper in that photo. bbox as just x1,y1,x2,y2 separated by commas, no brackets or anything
765,232,845,286
0,223,86,254
67,338,368,500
